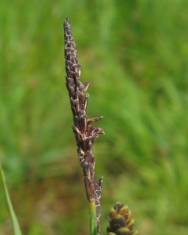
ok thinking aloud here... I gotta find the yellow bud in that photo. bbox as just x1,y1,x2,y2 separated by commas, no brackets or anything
117,227,131,235
110,208,117,218
127,219,135,228
119,206,129,216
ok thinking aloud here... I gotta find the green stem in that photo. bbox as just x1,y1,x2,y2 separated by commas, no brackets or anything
89,201,98,235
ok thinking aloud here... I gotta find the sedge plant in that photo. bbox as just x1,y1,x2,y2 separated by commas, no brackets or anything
0,19,138,235
64,19,138,235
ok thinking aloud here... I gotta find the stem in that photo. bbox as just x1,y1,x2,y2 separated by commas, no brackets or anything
89,201,97,235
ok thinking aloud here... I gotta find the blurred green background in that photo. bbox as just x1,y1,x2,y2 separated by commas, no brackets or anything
0,0,188,235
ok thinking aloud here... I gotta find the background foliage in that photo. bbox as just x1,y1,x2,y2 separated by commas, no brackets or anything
0,0,188,235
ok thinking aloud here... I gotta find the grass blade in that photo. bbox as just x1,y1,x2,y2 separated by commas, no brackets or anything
0,165,22,235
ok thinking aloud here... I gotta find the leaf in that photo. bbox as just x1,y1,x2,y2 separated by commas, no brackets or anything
0,164,22,235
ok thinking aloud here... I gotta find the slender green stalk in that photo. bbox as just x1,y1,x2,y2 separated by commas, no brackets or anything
0,165,22,235
89,201,97,235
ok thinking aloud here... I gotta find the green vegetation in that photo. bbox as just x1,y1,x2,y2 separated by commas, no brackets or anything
0,1,188,235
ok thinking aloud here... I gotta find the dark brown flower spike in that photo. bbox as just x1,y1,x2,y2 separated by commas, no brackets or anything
64,18,104,233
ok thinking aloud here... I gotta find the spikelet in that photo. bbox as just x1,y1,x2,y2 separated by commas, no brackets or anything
107,203,138,235
64,18,104,232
